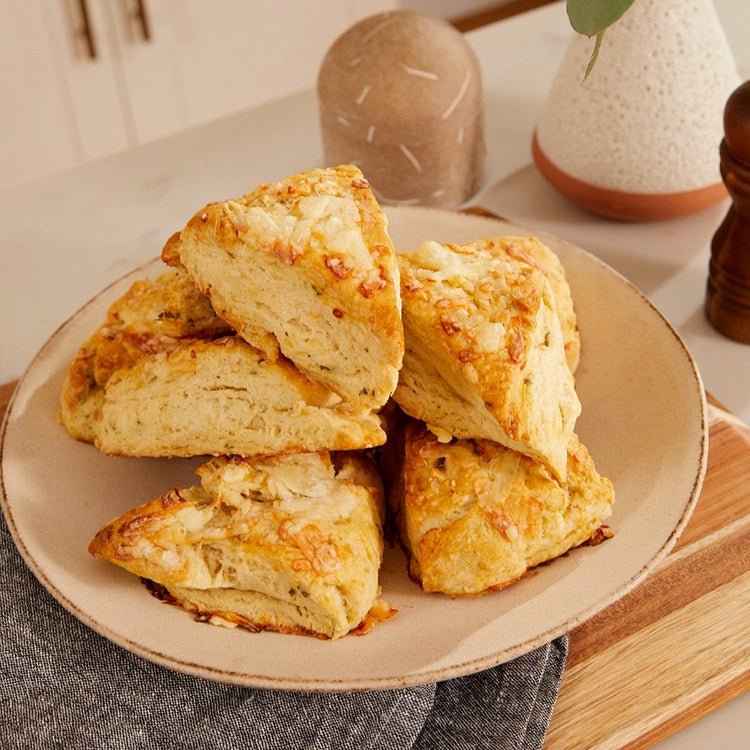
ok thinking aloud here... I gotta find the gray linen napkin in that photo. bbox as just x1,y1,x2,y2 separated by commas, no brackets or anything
0,515,567,750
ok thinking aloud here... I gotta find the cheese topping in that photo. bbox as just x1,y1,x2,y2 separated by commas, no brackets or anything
199,454,360,522
239,194,373,275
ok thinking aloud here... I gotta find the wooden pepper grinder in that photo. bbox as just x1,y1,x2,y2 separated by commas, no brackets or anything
706,80,750,343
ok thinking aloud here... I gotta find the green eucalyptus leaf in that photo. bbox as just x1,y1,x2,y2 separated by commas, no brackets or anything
566,0,637,36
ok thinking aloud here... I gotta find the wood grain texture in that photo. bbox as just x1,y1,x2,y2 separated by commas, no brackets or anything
545,402,750,749
451,0,558,32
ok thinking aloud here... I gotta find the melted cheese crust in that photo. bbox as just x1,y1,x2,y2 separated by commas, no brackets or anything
395,419,614,596
89,452,386,639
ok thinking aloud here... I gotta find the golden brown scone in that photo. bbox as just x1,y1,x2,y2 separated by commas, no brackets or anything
386,417,614,596
476,236,580,372
89,452,390,639
162,164,404,411
95,336,386,457
60,268,232,442
394,239,581,481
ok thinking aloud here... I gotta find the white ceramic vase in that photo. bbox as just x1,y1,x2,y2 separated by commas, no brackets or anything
533,0,740,221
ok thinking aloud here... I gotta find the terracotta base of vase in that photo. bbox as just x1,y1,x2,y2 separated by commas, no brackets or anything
531,132,728,222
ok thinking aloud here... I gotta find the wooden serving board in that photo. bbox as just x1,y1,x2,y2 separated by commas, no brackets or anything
2,381,748,746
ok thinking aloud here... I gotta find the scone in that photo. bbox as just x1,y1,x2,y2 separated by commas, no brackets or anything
89,452,391,640
96,336,386,457
394,238,581,481
161,164,404,411
476,235,580,372
60,268,232,442
386,416,615,596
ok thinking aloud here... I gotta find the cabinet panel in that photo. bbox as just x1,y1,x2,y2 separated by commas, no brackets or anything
47,0,133,159
102,0,186,144
0,0,79,187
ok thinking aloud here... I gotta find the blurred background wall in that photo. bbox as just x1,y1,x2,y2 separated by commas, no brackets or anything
0,0,551,190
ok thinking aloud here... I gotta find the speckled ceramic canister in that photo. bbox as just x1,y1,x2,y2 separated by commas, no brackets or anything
533,0,740,221
317,11,485,208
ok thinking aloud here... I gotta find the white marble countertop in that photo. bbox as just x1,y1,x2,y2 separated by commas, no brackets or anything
1,1,747,746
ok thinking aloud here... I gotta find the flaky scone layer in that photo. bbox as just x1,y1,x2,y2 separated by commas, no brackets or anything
60,268,232,442
96,336,386,457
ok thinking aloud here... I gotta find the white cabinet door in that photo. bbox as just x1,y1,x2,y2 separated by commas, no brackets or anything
0,0,134,189
44,0,134,159
0,0,81,187
99,0,186,145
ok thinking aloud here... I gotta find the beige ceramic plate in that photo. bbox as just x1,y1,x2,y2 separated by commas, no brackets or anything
0,206,707,691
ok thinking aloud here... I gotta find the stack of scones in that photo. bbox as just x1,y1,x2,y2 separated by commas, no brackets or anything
60,165,614,640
